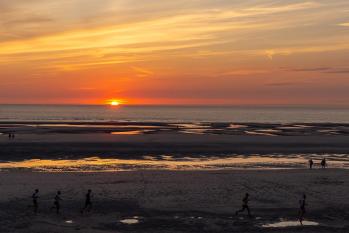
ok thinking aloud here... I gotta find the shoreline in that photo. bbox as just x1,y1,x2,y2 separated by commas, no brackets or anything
0,156,347,172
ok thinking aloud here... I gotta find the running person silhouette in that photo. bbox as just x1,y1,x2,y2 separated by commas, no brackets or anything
235,193,252,217
31,189,39,214
298,194,307,225
81,189,92,213
51,191,62,214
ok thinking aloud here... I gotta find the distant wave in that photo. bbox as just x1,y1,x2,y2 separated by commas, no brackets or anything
1,105,349,123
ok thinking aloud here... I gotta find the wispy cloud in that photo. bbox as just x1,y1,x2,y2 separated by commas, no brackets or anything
1,0,349,105
338,22,349,27
324,68,349,74
265,82,300,87
131,66,154,77
288,67,332,72
0,0,336,71
282,66,349,74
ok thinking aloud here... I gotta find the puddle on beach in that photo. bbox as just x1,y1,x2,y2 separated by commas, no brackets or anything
262,220,319,228
120,217,140,225
228,124,247,129
318,129,340,135
277,125,313,130
172,123,211,135
111,130,154,135
180,129,206,134
245,130,277,136
65,220,74,224
27,124,161,129
171,123,210,129
111,130,143,135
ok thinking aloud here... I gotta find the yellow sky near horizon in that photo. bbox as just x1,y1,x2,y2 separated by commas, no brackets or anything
0,0,349,105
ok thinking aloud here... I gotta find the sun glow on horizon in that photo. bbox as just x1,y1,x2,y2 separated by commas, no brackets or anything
107,99,125,106
110,101,120,106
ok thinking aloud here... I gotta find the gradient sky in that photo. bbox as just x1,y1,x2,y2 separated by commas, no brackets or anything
0,0,349,105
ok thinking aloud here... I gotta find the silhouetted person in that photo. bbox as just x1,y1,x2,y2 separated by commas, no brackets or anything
235,193,252,217
51,191,62,214
298,194,307,225
308,159,314,169
321,158,326,169
81,189,92,213
32,189,39,214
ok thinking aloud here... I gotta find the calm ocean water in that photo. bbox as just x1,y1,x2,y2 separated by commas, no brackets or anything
0,105,348,123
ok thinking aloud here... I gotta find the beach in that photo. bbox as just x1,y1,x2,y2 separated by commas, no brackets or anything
0,169,348,233
1,122,349,232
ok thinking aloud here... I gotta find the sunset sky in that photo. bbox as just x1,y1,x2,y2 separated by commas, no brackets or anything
0,0,349,105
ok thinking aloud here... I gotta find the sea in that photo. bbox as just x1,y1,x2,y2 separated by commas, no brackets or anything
0,104,348,123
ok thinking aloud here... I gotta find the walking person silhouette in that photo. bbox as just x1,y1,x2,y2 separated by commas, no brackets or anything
321,158,326,168
308,159,314,169
81,189,92,214
31,189,39,214
235,193,252,217
298,194,307,225
51,191,62,214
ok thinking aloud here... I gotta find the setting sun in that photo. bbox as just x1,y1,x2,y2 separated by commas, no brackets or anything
110,101,120,106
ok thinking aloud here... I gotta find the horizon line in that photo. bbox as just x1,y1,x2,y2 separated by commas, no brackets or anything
1,103,349,108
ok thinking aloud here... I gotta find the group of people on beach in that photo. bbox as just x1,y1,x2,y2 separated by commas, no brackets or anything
31,189,308,225
8,133,15,139
234,193,307,225
308,158,327,169
31,189,92,215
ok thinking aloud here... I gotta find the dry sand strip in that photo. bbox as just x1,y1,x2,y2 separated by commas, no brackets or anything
0,169,348,232
1,133,349,159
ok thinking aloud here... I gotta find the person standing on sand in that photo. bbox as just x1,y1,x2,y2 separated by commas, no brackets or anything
298,194,307,225
31,189,39,214
235,193,252,217
51,191,62,214
308,159,314,169
81,189,92,214
321,158,326,168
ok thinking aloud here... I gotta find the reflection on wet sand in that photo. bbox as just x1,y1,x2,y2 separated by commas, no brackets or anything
120,217,140,225
228,124,247,129
26,124,161,128
262,220,319,228
2,122,349,136
245,130,278,136
1,154,349,172
110,130,152,135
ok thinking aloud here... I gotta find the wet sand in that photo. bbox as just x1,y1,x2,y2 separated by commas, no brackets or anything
2,133,349,159
1,121,349,160
0,169,348,233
